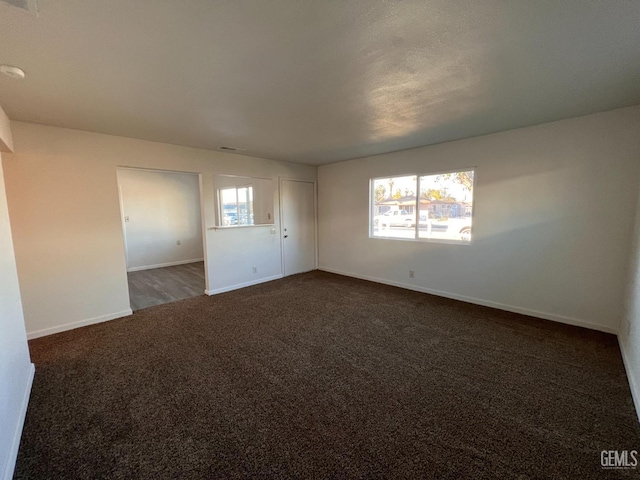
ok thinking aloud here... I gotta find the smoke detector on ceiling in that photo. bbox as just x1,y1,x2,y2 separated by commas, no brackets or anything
0,0,38,15
0,65,26,80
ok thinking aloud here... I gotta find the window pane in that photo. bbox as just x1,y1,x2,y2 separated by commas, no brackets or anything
418,170,473,242
220,186,256,226
237,186,254,225
221,187,238,225
371,175,417,239
247,186,254,225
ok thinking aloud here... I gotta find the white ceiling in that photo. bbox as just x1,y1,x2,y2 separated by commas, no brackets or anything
0,1,639,165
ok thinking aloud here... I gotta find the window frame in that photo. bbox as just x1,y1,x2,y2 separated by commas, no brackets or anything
369,167,476,245
219,184,254,226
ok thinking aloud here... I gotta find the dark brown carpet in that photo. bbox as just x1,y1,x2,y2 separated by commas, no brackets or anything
15,271,640,479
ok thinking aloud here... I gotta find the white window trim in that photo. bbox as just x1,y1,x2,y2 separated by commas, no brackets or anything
369,168,476,244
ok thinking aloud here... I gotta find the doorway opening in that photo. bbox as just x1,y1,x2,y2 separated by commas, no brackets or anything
117,168,205,311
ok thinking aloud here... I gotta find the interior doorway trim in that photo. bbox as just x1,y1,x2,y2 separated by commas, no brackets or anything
116,166,209,308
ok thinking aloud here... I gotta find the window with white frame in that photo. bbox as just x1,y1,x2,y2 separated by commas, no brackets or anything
219,185,254,226
370,169,474,242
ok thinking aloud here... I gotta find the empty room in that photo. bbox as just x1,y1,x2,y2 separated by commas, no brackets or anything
1,1,640,479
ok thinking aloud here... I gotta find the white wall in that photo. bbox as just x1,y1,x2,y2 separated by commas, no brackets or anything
318,106,640,333
0,153,34,480
621,183,640,421
3,122,315,338
117,169,203,271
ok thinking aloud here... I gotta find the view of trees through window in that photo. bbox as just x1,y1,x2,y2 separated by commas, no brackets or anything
371,170,474,242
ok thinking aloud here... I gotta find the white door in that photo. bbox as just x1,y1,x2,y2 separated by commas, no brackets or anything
281,180,316,276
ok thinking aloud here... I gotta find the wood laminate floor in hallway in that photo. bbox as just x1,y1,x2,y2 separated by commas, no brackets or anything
127,261,205,311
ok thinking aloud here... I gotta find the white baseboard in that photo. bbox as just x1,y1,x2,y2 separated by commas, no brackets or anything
618,339,640,423
27,309,133,340
127,258,204,272
205,274,283,296
318,266,617,334
3,363,35,480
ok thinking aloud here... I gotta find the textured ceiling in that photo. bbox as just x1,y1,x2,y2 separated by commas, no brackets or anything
0,0,639,165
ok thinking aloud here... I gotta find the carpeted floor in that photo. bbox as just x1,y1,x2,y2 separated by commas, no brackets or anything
15,271,640,479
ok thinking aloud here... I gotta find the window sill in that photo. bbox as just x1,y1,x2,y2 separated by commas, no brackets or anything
209,224,275,230
369,235,471,246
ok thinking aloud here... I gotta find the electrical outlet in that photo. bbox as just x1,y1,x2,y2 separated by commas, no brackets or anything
252,267,257,273
409,270,415,279
176,240,181,246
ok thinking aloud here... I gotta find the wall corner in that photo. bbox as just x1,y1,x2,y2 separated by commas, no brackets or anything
0,105,14,153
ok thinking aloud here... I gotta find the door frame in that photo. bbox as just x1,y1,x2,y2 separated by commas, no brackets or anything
278,177,318,276
116,166,209,304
